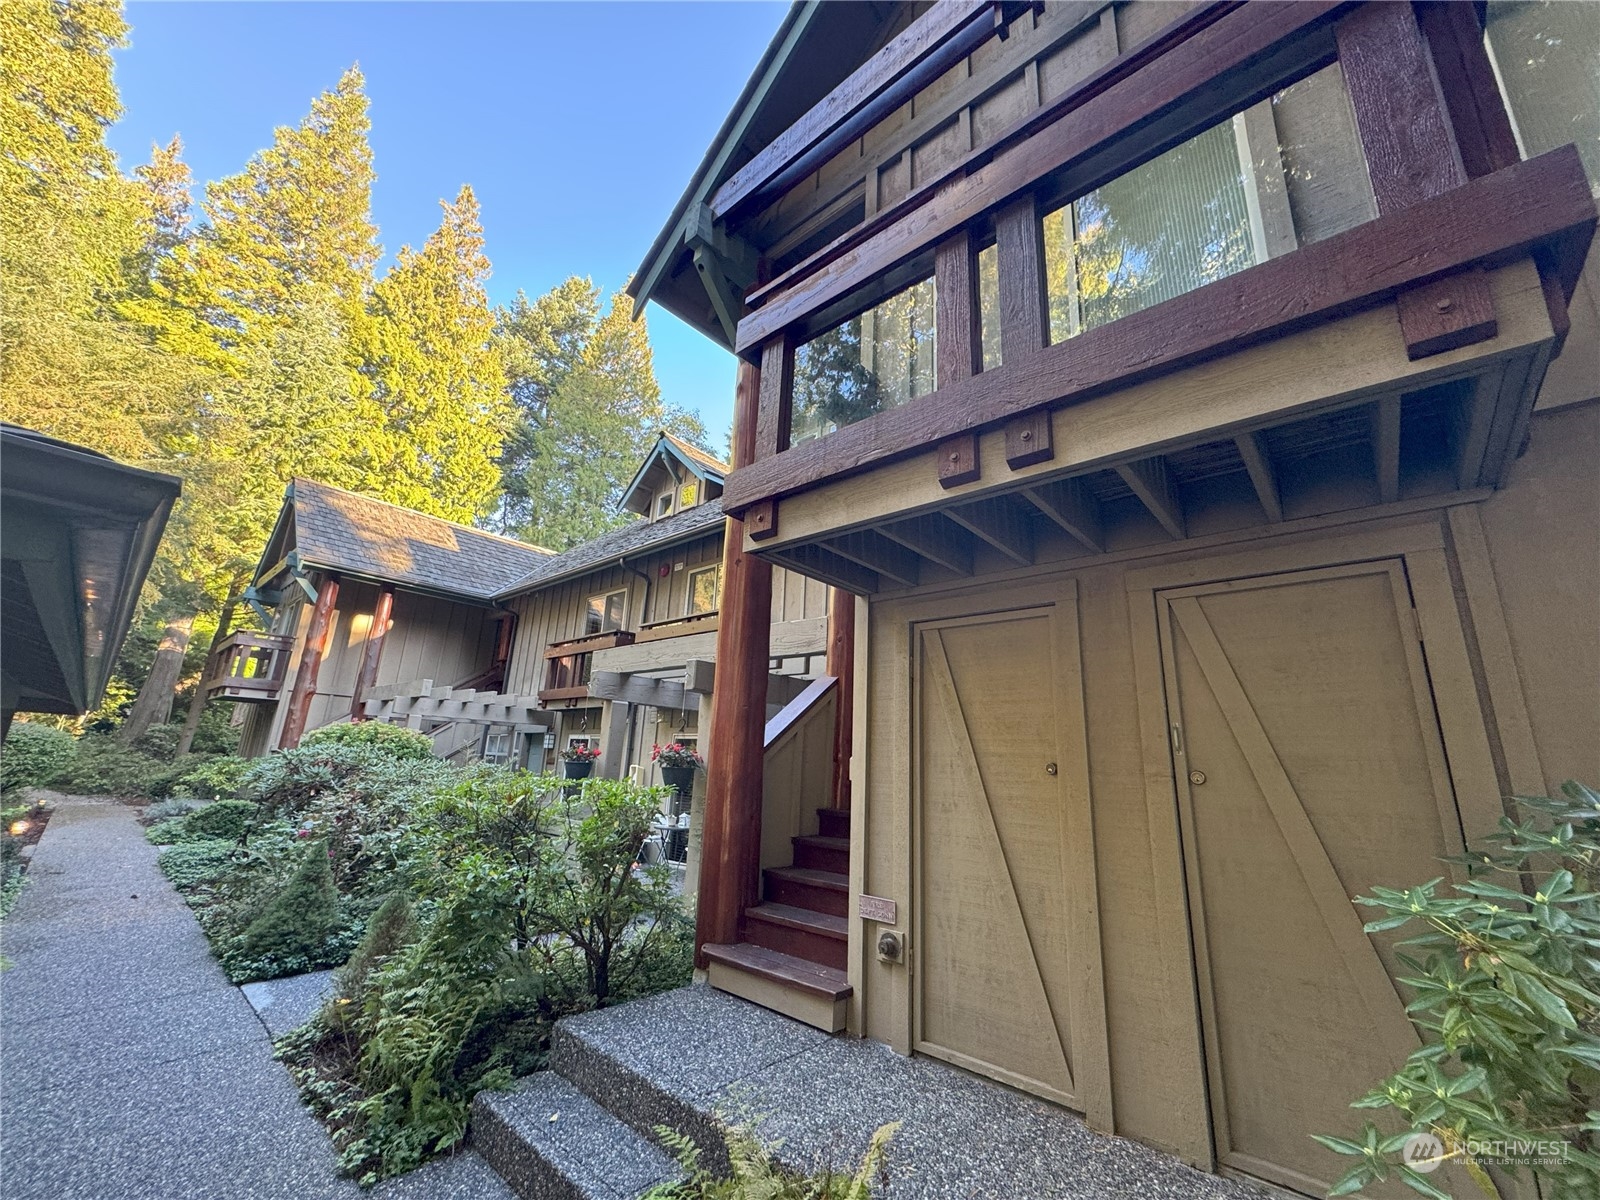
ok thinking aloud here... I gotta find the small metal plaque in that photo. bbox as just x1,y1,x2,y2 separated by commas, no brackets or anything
858,894,897,924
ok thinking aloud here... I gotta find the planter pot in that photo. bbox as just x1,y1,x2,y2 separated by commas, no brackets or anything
563,759,595,781
660,765,696,818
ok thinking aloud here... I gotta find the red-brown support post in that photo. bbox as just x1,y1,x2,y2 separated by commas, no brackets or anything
349,585,394,722
278,575,339,749
825,588,855,811
695,357,774,968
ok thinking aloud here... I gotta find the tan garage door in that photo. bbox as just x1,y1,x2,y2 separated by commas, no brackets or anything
1158,560,1477,1197
913,595,1107,1124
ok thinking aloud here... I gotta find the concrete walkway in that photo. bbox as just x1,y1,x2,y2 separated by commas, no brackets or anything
0,797,509,1200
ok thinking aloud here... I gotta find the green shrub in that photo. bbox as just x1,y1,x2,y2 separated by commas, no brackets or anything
188,702,241,755
1320,782,1600,1197
337,892,418,1009
130,722,183,760
1,723,77,796
181,799,258,841
52,735,164,797
645,1118,899,1200
302,722,435,761
169,755,251,799
147,797,207,821
237,841,341,964
158,839,242,889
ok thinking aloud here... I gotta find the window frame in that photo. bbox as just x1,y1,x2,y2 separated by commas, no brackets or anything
686,563,721,616
585,588,628,635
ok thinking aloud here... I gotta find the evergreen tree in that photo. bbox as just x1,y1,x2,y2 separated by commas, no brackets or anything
358,186,509,522
493,280,710,549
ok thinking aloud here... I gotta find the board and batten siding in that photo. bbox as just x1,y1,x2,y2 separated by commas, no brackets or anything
853,401,1598,1166
502,528,831,697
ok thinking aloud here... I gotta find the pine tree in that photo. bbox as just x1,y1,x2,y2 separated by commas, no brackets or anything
493,281,710,549
358,186,509,522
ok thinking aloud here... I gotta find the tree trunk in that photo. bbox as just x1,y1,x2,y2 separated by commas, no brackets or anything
175,587,244,757
119,611,196,743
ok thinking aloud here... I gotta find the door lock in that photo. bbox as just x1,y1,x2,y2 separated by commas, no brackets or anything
1189,770,1207,786
1045,762,1058,776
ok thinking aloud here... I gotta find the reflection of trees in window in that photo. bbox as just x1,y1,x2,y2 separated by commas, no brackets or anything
791,278,936,444
1487,0,1600,192
1044,121,1254,343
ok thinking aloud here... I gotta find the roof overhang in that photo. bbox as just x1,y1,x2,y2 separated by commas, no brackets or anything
1,426,181,718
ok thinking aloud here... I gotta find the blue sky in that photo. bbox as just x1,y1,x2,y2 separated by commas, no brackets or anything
107,1,789,446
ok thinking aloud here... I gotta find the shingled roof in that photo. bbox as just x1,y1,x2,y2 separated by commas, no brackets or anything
280,478,553,601
495,497,726,599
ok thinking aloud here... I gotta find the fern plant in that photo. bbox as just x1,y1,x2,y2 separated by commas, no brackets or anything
645,1117,899,1200
1317,782,1600,1197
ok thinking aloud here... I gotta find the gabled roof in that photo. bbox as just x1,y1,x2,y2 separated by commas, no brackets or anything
495,499,726,600
628,1,908,347
620,431,730,514
260,478,552,602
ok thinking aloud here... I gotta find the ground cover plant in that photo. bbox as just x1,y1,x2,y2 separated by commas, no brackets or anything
646,1118,899,1200
1319,782,1600,1197
276,771,693,1183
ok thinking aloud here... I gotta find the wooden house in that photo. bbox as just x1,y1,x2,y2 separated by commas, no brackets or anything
630,1,1599,1194
218,477,553,758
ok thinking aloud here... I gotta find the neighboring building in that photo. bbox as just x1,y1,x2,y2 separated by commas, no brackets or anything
630,2,1599,1196
217,477,552,758
0,425,181,737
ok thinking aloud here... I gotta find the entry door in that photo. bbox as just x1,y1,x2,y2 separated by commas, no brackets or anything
1158,561,1474,1197
913,596,1107,1124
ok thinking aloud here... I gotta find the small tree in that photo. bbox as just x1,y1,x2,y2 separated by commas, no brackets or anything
1318,782,1600,1197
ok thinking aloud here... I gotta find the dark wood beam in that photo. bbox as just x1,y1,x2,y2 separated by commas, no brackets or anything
1372,396,1402,504
720,148,1594,515
946,495,1034,564
825,530,921,588
736,1,1340,354
1335,2,1498,361
1006,410,1054,470
754,333,793,462
1020,477,1102,551
1414,2,1520,181
876,512,976,575
934,229,984,488
278,574,339,750
710,1,996,219
1116,457,1185,538
1233,431,1284,523
696,358,774,970
994,192,1056,470
349,585,394,721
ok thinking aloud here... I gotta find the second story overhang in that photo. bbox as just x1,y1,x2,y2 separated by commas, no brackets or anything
667,0,1596,594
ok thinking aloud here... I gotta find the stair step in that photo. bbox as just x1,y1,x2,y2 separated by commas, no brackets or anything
763,865,849,917
791,834,849,874
816,807,850,840
744,902,847,970
471,1072,679,1200
703,943,851,1032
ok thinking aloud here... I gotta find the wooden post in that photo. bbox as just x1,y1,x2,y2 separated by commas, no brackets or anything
826,588,855,810
695,357,774,967
278,575,339,749
349,586,394,721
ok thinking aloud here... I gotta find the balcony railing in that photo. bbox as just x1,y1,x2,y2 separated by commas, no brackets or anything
203,631,295,703
539,630,637,703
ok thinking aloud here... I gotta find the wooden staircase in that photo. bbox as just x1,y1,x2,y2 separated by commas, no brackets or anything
703,807,852,1031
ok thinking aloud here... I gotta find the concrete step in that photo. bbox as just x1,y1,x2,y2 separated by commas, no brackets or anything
703,942,851,1032
791,834,849,874
816,807,850,840
471,1072,680,1200
762,865,848,917
744,901,847,970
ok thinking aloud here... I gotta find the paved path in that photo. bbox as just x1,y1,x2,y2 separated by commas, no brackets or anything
0,797,509,1200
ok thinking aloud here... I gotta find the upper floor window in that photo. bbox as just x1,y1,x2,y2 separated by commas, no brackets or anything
655,493,674,520
586,589,627,635
1487,0,1600,193
790,276,937,445
687,564,720,616
1043,120,1255,344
